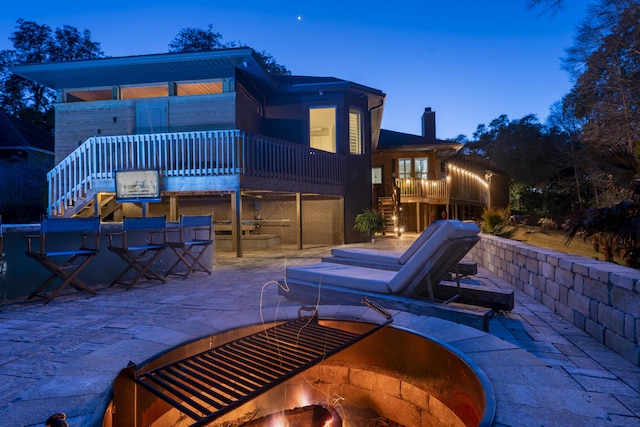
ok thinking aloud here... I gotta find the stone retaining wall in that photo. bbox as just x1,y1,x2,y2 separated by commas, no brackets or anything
467,233,640,366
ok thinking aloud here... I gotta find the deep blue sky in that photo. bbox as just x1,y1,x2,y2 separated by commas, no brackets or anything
0,0,587,140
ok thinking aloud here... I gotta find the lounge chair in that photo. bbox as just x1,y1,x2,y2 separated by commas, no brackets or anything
279,221,497,330
322,220,514,311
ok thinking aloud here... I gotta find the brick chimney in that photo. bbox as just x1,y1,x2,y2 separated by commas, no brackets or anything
422,107,436,143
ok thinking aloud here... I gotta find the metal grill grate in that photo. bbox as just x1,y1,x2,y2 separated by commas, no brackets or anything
136,308,392,427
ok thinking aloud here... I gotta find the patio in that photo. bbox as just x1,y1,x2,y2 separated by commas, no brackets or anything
0,235,638,426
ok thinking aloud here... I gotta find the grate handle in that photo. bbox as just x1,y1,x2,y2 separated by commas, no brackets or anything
362,297,392,320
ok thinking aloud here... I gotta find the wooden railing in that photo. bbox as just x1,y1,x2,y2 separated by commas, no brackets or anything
396,178,448,199
396,177,486,204
47,130,346,216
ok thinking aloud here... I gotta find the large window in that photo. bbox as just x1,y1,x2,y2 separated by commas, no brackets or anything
349,109,363,154
309,107,336,152
64,87,113,102
398,158,412,178
120,83,168,99
175,80,223,96
415,157,428,178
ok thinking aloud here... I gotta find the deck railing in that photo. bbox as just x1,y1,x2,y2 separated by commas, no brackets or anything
396,178,448,199
396,177,486,204
48,130,346,216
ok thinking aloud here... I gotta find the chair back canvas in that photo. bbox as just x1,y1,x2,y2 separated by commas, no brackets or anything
397,220,445,264
123,216,166,231
41,217,100,234
388,221,480,294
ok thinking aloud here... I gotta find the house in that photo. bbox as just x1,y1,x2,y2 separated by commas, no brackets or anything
0,112,54,223
11,48,386,254
372,108,509,233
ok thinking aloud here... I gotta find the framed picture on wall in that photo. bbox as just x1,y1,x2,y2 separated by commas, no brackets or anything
115,169,161,202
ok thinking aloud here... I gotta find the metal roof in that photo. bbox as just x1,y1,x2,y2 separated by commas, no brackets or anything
10,48,275,90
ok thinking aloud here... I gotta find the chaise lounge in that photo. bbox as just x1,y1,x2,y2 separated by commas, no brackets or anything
279,220,502,331
322,220,514,311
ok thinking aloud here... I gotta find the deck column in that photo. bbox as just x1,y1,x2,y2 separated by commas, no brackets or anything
296,193,302,250
231,190,243,257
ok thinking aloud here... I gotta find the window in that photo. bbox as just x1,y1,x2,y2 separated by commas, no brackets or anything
64,87,113,102
415,157,428,178
349,109,363,154
176,80,223,96
398,158,412,178
309,107,336,153
121,83,168,99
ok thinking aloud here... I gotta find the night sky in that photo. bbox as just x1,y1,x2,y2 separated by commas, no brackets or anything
0,0,588,139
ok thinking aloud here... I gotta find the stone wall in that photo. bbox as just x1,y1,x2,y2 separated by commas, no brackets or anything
467,233,640,366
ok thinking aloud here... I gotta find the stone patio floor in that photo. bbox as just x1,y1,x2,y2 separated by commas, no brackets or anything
0,234,638,426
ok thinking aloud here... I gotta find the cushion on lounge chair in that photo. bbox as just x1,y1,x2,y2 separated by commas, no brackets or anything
387,221,479,293
329,220,445,265
284,263,396,293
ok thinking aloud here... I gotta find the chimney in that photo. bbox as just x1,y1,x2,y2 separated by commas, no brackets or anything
422,107,436,142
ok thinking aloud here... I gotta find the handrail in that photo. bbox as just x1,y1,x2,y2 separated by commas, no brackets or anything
395,177,486,204
47,130,346,216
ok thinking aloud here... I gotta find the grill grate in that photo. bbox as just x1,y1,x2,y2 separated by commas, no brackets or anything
136,310,392,427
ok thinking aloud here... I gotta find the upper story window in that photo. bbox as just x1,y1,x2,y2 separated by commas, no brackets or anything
398,158,411,178
175,80,223,96
120,83,168,99
415,157,428,178
309,106,336,153
349,109,363,154
64,87,113,102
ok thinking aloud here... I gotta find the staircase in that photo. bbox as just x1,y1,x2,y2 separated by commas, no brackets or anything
378,196,399,235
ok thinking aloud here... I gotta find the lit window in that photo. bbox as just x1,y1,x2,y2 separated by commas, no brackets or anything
64,87,113,102
349,109,363,154
120,84,168,99
415,158,428,178
398,158,411,178
176,80,223,96
309,107,336,153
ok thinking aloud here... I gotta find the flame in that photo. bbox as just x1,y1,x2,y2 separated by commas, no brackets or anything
267,413,289,427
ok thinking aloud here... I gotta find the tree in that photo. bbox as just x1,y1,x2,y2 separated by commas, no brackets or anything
168,24,225,52
0,19,103,129
168,24,291,76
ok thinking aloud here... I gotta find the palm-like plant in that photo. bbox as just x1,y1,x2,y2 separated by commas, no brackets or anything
353,208,386,242
566,200,640,267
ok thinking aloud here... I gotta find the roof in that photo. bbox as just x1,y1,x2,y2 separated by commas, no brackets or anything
0,112,54,153
274,75,385,97
377,129,462,158
10,48,275,91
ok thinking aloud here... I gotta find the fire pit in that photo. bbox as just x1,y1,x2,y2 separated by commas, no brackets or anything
103,311,494,426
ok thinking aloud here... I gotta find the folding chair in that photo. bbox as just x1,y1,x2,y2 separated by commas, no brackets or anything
25,217,101,304
108,216,167,290
165,214,214,279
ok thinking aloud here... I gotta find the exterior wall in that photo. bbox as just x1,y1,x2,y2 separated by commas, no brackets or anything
55,100,135,163
54,93,238,163
121,194,343,246
264,90,372,244
467,234,640,366
167,93,236,132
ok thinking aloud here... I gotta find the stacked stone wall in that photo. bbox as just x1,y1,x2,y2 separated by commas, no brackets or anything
467,234,640,366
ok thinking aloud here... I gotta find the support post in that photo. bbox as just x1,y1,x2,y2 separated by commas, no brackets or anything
231,191,243,257
296,193,302,250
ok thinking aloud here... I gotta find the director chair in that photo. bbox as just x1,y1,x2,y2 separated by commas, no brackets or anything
108,216,167,290
165,214,214,279
25,217,101,304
